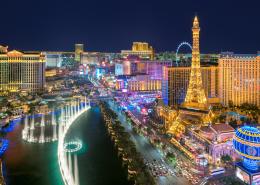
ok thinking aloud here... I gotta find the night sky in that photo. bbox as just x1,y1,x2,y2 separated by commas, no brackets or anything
1,0,259,53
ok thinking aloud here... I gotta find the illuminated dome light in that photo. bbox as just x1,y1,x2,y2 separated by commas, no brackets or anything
233,126,260,171
64,140,83,153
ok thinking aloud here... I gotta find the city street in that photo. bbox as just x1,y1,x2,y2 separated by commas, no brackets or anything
108,100,190,185
90,75,205,184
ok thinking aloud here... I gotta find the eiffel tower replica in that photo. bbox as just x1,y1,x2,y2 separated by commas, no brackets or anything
167,16,213,138
166,16,215,156
182,16,208,110
178,16,214,126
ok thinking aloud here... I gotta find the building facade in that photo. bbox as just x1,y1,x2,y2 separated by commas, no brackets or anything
121,42,154,60
80,52,103,65
219,52,260,107
115,58,171,78
43,52,63,67
127,75,161,91
115,74,161,92
75,43,84,62
0,50,45,94
136,60,172,79
115,60,135,76
0,45,8,53
198,123,238,164
43,51,75,68
162,66,219,106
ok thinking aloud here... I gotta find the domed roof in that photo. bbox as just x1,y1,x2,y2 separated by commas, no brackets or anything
235,126,260,143
7,50,23,57
233,126,260,161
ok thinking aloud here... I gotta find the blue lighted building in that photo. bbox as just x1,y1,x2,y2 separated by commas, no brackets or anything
233,126,260,185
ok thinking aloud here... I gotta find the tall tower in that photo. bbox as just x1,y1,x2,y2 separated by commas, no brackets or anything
183,16,207,110
75,44,84,62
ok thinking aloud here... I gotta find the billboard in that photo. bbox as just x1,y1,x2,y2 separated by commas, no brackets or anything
252,174,260,185
236,167,250,184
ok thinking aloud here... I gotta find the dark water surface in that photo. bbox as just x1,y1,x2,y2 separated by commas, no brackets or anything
3,107,129,185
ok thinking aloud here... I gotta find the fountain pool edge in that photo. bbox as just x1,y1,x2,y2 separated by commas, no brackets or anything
58,105,90,185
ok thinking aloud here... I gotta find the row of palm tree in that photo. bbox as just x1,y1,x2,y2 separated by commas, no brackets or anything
99,102,155,185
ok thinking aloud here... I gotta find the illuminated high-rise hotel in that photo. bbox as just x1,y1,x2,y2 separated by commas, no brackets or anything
219,52,260,107
75,43,84,62
121,42,154,60
162,66,219,106
0,50,45,94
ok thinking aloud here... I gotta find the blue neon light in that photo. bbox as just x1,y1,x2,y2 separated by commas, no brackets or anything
233,126,260,171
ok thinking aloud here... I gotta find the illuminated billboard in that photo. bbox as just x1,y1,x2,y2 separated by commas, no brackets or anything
252,174,260,185
236,167,250,184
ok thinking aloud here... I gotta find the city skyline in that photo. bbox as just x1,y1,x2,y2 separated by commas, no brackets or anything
0,0,259,53
0,2,259,185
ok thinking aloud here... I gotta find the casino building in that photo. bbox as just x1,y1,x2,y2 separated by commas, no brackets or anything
121,42,155,60
115,74,161,92
0,49,45,94
219,52,260,107
162,65,219,106
75,43,84,62
198,123,237,164
233,126,260,185
114,57,171,92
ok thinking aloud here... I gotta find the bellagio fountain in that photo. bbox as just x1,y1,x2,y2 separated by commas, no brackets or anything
22,97,90,185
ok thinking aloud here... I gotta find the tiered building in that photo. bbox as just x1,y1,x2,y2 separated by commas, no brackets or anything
121,42,154,60
219,52,260,107
0,50,45,94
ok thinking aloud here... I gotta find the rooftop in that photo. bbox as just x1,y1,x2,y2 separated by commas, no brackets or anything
220,52,257,58
211,123,234,133
200,126,214,134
